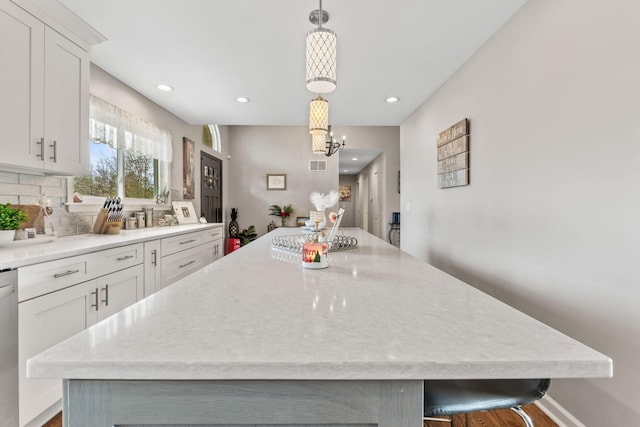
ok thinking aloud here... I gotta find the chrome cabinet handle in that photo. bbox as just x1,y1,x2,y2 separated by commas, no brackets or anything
116,255,134,261
179,260,196,268
101,284,109,306
91,288,99,310
151,249,157,266
37,137,44,159
54,269,80,278
179,239,196,245
49,140,57,162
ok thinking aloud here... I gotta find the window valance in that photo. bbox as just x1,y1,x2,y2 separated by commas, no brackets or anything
89,95,173,162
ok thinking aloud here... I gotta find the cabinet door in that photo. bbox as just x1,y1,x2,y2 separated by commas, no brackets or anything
18,279,96,426
0,0,44,171
95,264,144,321
143,240,161,297
43,26,90,175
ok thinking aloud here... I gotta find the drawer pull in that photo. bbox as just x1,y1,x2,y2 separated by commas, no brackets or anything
54,269,80,278
101,284,109,306
179,260,196,269
116,255,134,261
50,140,57,162
179,239,197,245
91,288,99,310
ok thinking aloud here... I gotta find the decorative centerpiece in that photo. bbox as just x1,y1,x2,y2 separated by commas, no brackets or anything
269,204,294,227
0,203,29,242
309,190,339,229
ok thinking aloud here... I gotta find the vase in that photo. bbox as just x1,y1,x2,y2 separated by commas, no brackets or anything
281,217,288,227
228,220,239,237
0,230,15,242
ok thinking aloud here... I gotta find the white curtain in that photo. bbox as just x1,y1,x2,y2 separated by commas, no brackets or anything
89,95,173,162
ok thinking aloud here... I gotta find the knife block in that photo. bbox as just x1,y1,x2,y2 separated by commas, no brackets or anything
93,209,122,234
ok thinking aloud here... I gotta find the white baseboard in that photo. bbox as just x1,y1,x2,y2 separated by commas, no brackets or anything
535,395,585,427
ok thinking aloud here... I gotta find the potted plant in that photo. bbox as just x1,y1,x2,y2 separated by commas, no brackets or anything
268,204,293,227
0,203,29,242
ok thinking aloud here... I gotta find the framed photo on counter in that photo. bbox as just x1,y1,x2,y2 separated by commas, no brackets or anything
172,201,198,224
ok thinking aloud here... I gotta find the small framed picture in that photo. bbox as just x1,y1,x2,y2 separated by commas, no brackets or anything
296,216,310,227
267,174,287,190
172,201,198,224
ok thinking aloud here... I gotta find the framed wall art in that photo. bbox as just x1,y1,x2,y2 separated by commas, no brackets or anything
267,174,287,190
183,137,195,199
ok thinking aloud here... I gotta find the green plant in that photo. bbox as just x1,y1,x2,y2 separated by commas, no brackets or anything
0,203,29,230
237,225,257,246
268,204,293,226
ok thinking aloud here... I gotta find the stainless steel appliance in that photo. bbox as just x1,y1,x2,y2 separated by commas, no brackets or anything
0,268,18,426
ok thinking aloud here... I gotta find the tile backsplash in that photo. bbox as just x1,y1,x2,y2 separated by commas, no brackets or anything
0,171,169,237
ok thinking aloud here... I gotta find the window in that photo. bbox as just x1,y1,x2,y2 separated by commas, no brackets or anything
203,124,221,153
73,96,172,204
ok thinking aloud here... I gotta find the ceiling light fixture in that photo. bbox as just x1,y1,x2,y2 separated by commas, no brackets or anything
235,97,250,103
312,134,326,154
309,95,329,135
385,96,400,103
306,0,337,94
156,84,174,92
324,125,345,157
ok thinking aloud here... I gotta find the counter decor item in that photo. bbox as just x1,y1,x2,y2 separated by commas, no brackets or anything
172,202,198,224
309,190,339,230
272,233,357,253
301,242,329,269
93,197,123,234
228,208,239,237
0,203,29,242
268,204,293,227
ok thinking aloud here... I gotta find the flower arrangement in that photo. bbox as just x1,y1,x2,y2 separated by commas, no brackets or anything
309,190,339,212
268,204,294,226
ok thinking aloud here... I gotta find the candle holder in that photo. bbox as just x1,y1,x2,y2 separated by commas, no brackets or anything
301,242,329,269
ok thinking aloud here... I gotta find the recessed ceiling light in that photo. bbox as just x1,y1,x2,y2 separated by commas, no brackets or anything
236,97,250,103
156,84,174,92
343,169,349,173
385,96,399,103
352,157,358,161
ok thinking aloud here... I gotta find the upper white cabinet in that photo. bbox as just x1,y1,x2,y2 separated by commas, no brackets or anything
0,0,103,175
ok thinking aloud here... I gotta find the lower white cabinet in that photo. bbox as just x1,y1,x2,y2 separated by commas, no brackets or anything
18,263,143,426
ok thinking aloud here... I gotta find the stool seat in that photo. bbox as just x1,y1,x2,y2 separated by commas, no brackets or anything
424,379,550,426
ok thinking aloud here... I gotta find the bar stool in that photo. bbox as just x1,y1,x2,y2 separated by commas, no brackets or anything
423,378,551,427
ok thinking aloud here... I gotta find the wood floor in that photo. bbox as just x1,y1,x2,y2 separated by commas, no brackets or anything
44,403,556,427
424,403,558,427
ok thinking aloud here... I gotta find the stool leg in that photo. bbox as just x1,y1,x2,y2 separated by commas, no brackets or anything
510,406,534,427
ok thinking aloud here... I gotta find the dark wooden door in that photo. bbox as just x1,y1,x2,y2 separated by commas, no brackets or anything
200,151,222,223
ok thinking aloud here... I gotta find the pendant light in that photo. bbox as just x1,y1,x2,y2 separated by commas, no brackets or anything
306,0,337,94
312,134,326,154
309,95,329,135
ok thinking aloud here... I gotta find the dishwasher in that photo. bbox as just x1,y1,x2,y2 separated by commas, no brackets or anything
0,268,18,426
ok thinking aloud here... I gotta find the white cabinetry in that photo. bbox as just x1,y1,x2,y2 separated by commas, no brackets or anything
18,245,143,426
203,226,224,264
0,0,98,175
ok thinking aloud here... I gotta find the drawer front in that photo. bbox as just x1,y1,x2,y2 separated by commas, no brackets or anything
160,245,204,290
19,255,89,302
161,231,203,256
88,243,144,277
203,225,224,242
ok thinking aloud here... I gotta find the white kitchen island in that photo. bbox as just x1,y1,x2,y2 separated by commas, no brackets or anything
28,228,612,427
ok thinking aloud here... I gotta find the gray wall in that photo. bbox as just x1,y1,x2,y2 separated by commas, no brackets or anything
226,126,339,236
338,174,357,227
400,0,638,425
226,126,399,239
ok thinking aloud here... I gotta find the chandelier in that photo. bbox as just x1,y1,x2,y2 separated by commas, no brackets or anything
311,125,345,157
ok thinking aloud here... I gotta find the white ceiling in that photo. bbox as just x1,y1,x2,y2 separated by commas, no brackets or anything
60,0,527,127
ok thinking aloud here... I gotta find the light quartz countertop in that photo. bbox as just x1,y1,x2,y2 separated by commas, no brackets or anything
28,228,612,381
0,223,223,270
